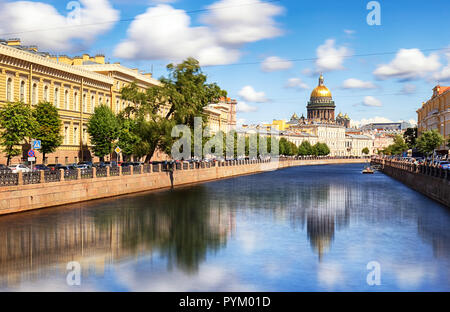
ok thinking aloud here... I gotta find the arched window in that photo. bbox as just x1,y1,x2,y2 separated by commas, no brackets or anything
44,85,49,102
20,81,26,102
54,88,59,107
6,78,13,102
64,90,69,109
32,83,38,105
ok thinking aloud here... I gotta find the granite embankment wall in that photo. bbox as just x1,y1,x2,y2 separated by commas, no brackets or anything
372,158,450,207
0,158,365,215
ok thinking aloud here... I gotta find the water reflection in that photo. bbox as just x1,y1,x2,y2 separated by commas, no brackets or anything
0,188,235,287
0,164,449,291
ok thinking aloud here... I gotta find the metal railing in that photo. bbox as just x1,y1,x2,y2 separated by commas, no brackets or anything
44,170,61,183
110,167,120,176
121,166,131,175
0,171,18,186
80,168,93,179
96,167,108,178
64,169,78,180
23,172,40,185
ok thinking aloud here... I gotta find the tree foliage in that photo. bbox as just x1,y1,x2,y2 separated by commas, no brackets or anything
382,134,409,155
403,127,417,149
362,147,370,155
32,101,63,163
416,129,444,156
87,105,119,161
0,102,37,165
297,140,314,156
313,142,331,156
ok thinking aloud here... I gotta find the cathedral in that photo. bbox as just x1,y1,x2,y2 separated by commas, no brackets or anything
288,74,351,128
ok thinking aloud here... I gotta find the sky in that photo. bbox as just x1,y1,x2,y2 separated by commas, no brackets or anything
0,0,449,127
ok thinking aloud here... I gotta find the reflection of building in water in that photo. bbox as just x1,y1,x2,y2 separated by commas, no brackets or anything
0,192,235,288
290,183,351,261
417,209,450,260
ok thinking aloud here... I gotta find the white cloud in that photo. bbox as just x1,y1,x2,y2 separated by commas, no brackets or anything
285,78,309,90
114,5,239,66
315,39,352,72
236,101,257,113
433,51,450,82
341,78,376,89
344,29,355,35
201,0,284,46
400,83,417,94
373,49,441,80
115,0,284,65
351,116,393,127
261,56,292,72
362,96,382,107
0,0,119,52
238,86,268,103
236,118,247,126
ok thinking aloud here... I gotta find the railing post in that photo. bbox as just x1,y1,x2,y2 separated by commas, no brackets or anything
60,169,65,182
18,171,23,185
130,166,134,175
119,166,122,176
40,170,45,183
92,167,97,178
77,168,81,180
106,166,110,177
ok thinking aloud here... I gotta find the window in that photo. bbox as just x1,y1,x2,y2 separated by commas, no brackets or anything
116,100,120,112
91,95,95,113
54,88,59,107
83,94,87,112
64,124,69,145
99,97,103,106
73,125,79,145
6,78,13,102
44,85,49,102
64,90,69,109
32,83,38,105
20,81,26,102
82,126,88,144
74,92,79,111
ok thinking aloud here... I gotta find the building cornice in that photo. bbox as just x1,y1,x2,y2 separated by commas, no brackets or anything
0,44,114,85
78,64,161,87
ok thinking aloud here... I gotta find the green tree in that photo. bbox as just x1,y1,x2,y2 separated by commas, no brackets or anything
403,127,418,149
116,115,141,161
298,140,313,156
0,102,37,165
313,142,331,156
87,105,119,161
362,147,370,155
32,101,63,163
387,135,409,155
416,129,444,157
136,58,227,161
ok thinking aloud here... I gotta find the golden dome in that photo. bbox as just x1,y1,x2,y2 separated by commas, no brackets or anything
310,74,332,99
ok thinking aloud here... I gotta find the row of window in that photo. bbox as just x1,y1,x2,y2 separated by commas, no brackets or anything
63,123,88,146
5,77,121,113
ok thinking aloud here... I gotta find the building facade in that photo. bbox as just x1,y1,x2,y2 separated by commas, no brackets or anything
417,85,450,151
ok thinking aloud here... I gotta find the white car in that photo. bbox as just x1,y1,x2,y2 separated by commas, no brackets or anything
8,164,32,173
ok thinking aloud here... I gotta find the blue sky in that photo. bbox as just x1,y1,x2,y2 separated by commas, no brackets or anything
0,0,449,126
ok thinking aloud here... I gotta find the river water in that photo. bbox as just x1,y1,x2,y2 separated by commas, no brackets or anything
0,163,449,291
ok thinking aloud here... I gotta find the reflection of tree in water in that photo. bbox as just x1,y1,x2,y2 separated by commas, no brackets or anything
0,186,234,286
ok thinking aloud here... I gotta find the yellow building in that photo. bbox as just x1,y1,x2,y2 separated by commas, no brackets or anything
417,85,450,151
0,39,160,164
204,97,237,134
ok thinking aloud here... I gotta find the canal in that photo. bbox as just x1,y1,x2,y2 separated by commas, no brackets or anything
0,163,449,291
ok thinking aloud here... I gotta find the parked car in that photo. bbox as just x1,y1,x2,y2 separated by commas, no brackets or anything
33,164,50,171
0,164,11,171
76,164,90,170
93,162,107,168
77,161,93,168
438,161,450,169
8,164,32,173
103,161,118,167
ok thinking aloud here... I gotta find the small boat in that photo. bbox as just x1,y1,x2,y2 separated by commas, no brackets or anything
362,167,374,174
